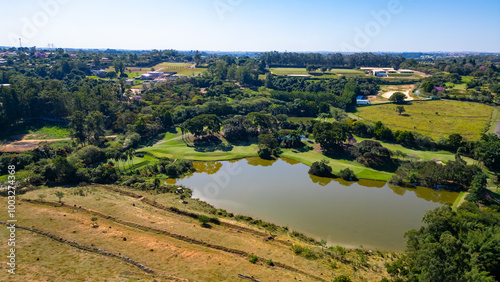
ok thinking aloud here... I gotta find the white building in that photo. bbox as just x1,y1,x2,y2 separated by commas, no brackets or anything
373,70,388,77
356,95,371,105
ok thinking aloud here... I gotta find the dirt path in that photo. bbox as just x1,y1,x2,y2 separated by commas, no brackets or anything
494,118,500,137
381,88,414,101
0,135,117,153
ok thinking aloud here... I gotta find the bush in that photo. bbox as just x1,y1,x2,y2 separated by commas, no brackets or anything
266,259,274,266
309,160,334,177
333,275,352,282
303,247,317,260
248,254,258,264
293,245,303,255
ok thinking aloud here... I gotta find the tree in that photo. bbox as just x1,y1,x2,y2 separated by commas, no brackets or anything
154,177,160,189
339,168,357,181
183,114,222,137
135,117,147,135
105,71,117,79
54,191,65,203
395,105,406,115
159,109,174,128
70,111,87,145
198,215,211,228
308,160,334,177
313,122,350,152
389,92,406,104
86,111,105,145
386,204,500,282
465,172,488,203
113,60,125,75
448,133,463,151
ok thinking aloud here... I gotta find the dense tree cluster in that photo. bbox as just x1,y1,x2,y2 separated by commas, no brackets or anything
386,203,500,281
391,156,481,190
259,51,406,69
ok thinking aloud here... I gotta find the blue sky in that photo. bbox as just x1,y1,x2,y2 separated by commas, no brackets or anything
1,0,499,52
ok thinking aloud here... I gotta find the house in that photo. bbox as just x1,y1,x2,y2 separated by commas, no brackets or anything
125,79,134,85
140,73,153,80
91,69,107,78
373,70,387,77
1,84,11,88
0,59,6,65
356,95,371,105
100,57,110,62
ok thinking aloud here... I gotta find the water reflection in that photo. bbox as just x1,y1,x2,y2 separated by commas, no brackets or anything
246,157,278,167
358,179,386,188
193,161,223,175
309,174,333,186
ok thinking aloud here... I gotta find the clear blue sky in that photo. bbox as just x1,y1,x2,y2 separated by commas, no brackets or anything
1,0,499,52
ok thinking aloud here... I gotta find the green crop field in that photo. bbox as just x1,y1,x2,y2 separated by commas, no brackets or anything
269,67,365,78
106,62,205,78
356,100,494,140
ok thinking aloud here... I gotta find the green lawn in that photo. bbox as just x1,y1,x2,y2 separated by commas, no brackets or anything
461,76,473,83
0,124,70,141
107,62,205,78
25,125,71,140
356,100,494,140
387,73,414,77
269,67,365,78
445,82,467,91
125,126,467,182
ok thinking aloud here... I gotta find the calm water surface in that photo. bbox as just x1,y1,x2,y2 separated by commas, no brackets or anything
174,158,458,251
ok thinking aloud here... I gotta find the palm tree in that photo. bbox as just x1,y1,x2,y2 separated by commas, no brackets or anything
127,149,135,168
120,152,128,171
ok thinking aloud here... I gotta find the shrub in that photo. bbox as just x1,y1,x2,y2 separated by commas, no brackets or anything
266,259,274,266
333,275,352,282
293,245,303,255
303,247,317,260
248,254,258,264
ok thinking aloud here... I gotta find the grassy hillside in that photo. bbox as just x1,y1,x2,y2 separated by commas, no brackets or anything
0,185,394,281
356,100,494,140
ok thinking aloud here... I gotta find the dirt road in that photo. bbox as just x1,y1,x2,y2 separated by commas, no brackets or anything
0,136,117,153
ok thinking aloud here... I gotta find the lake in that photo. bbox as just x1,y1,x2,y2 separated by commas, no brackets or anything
174,158,458,251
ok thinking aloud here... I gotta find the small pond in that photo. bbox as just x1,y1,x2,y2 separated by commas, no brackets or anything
173,158,458,251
